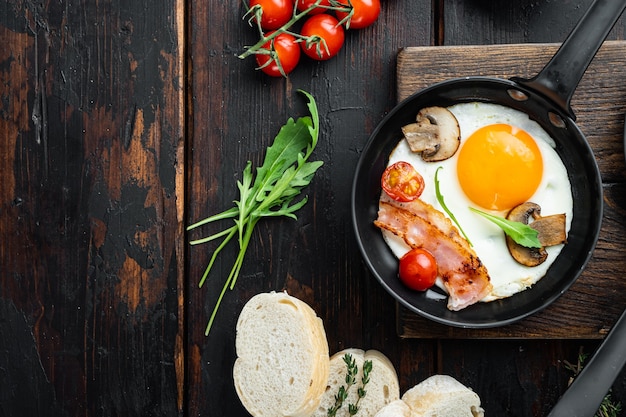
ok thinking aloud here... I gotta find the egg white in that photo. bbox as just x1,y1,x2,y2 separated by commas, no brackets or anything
383,102,573,301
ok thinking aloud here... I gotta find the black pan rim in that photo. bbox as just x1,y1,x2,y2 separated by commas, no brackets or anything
350,76,604,329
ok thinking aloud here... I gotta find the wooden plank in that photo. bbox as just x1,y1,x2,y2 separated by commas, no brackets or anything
396,42,626,339
442,0,602,45
186,2,435,416
0,0,185,414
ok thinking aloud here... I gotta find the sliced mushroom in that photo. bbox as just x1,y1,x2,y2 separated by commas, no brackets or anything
401,106,461,162
505,202,567,267
530,214,567,246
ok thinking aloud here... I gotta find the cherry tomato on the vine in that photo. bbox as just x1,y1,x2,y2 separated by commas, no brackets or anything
336,0,380,29
381,161,425,202
249,0,295,30
398,248,438,291
296,0,331,15
300,14,345,61
255,32,301,77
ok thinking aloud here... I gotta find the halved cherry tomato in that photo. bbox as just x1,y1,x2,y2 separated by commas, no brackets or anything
300,14,345,61
249,0,295,30
381,161,425,202
296,0,331,15
399,248,438,291
255,32,301,77
336,0,380,29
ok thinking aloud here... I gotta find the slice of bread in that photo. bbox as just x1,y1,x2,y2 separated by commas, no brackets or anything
372,400,411,417
374,375,484,417
232,292,481,417
402,375,484,417
233,291,330,417
311,348,400,417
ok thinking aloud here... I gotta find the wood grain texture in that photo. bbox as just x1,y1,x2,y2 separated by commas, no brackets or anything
443,0,626,45
0,0,185,415
186,2,434,416
397,42,626,182
396,42,626,339
2,0,626,416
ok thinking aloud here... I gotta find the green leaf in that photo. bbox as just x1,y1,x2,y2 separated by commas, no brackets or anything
253,116,312,200
187,90,323,336
300,90,320,148
256,160,323,211
434,167,473,246
186,207,238,232
469,207,542,248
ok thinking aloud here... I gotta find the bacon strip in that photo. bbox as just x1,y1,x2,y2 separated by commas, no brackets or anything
380,193,471,252
375,198,493,311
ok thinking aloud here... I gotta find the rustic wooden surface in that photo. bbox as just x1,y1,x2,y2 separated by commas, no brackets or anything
396,41,626,339
1,0,626,416
0,0,185,415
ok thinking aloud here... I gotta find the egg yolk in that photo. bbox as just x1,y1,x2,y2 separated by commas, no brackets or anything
456,123,543,211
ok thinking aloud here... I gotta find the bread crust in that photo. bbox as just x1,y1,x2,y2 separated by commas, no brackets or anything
233,292,330,417
233,293,482,417
311,348,400,417
374,375,484,417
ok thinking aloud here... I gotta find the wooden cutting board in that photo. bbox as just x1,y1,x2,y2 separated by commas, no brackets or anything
395,41,626,339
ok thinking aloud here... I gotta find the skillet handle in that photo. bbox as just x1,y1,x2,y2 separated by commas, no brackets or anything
511,0,626,121
547,307,626,417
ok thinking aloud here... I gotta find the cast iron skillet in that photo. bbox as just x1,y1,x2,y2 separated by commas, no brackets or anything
547,305,626,416
352,0,626,328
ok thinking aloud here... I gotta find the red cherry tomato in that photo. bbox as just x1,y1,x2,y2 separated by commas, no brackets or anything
398,248,438,291
336,0,380,29
296,0,330,15
381,161,425,202
300,14,345,61
255,32,301,77
249,0,294,30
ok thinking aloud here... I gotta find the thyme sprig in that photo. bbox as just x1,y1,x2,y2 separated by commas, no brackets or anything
349,359,373,415
327,353,373,416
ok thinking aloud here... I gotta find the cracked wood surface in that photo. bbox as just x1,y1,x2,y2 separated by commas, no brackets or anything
2,0,626,416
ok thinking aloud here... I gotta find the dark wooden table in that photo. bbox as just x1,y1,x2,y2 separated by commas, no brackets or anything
2,0,626,416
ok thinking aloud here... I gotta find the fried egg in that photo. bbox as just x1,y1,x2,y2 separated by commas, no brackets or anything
384,102,573,301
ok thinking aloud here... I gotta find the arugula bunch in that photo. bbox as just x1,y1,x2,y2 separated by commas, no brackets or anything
187,90,324,336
